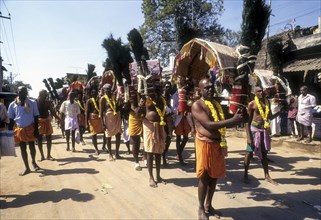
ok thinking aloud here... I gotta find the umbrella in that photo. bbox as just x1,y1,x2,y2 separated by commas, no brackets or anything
172,38,238,81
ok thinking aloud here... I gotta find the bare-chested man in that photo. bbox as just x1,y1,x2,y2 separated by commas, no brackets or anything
128,89,145,171
86,87,106,155
162,81,174,165
192,78,244,220
143,78,167,187
37,90,60,161
244,86,280,185
76,90,86,145
100,83,122,160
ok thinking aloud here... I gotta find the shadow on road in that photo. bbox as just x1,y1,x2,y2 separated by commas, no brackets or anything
56,156,106,165
219,204,320,220
0,188,94,209
38,168,99,176
166,177,198,187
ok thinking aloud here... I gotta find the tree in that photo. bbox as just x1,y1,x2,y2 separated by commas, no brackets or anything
141,0,225,65
86,64,97,82
221,29,241,48
11,80,32,93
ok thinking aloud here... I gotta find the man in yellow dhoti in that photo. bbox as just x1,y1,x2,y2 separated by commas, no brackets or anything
192,78,244,219
8,86,41,176
128,89,145,171
100,83,122,160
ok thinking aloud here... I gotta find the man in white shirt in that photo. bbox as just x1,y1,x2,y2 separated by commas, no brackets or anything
296,86,317,143
59,91,80,152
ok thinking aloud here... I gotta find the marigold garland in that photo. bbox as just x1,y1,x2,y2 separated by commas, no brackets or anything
77,100,85,111
254,96,270,128
148,96,166,126
105,95,117,115
202,99,227,148
91,98,100,115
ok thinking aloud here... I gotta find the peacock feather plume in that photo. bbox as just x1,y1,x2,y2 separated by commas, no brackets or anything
127,28,150,76
240,0,271,55
102,34,133,85
267,37,283,75
237,0,271,75
127,28,145,62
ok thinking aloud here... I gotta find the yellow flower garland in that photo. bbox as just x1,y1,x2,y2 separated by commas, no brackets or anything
254,96,270,129
148,96,166,126
77,100,85,111
105,95,117,115
91,98,100,115
202,99,227,148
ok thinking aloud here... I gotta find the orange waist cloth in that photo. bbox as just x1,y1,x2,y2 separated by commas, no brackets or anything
128,111,143,136
143,119,165,154
14,124,35,144
78,114,86,127
195,132,226,179
104,111,121,137
38,117,53,136
175,115,191,136
89,114,103,135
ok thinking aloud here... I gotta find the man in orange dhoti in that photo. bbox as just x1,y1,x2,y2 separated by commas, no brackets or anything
192,78,244,220
8,86,41,176
37,90,60,161
143,79,166,188
86,87,106,155
101,83,122,160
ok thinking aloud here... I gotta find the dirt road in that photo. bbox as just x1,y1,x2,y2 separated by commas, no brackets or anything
1,127,320,220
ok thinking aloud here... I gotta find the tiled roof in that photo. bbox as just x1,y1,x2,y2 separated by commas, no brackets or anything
283,57,321,72
255,28,321,73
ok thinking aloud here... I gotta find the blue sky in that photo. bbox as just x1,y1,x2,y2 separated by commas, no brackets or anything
1,0,320,97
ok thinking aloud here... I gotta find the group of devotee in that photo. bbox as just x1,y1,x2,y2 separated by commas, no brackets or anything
0,77,318,220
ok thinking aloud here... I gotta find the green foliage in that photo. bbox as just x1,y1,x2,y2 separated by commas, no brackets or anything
11,81,32,93
221,29,241,48
141,0,225,65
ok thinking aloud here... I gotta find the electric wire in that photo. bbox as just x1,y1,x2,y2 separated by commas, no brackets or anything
1,0,10,15
1,18,15,80
9,18,19,76
270,8,320,27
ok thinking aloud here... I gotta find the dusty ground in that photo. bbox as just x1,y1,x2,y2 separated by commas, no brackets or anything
0,126,320,220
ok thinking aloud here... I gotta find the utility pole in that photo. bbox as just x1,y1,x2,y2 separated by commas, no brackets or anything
0,12,11,92
264,0,272,69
